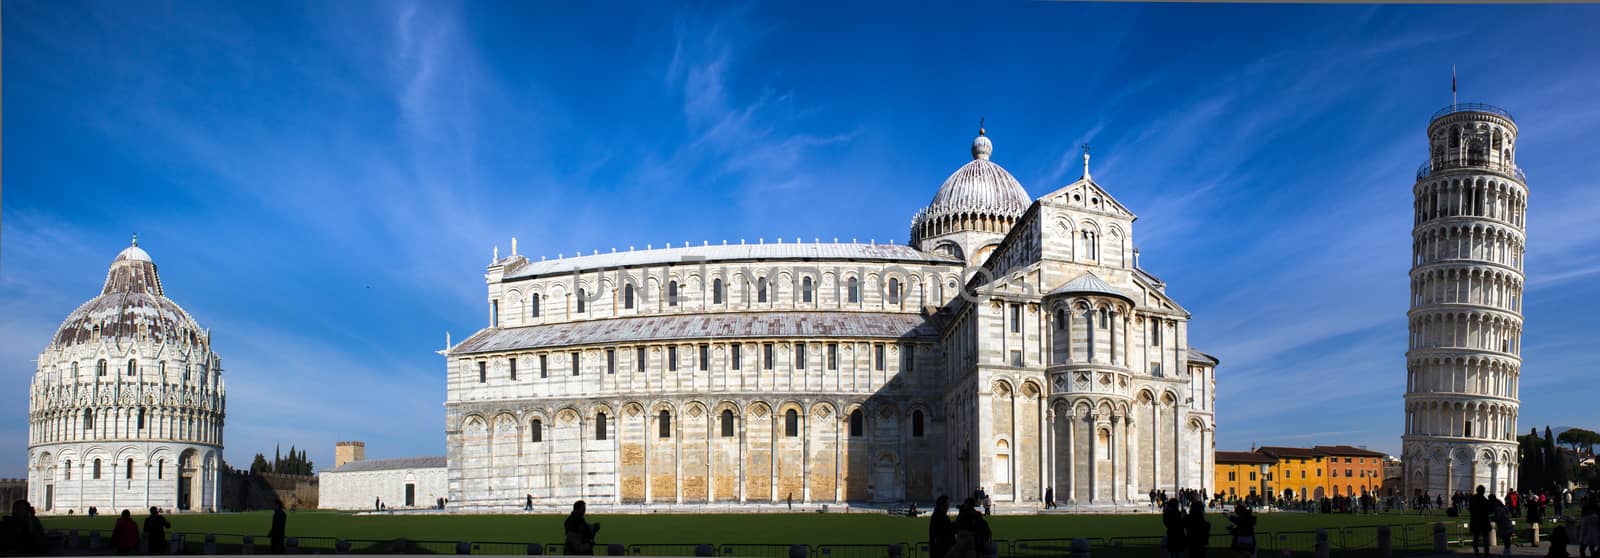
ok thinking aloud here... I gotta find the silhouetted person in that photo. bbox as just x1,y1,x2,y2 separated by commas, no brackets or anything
1471,485,1492,556
113,510,140,555
1045,487,1055,509
1187,501,1210,558
144,506,172,554
787,492,793,510
375,497,381,511
1494,498,1514,556
1226,504,1256,558
1,500,46,556
1550,523,1571,558
928,496,955,558
564,500,599,555
1164,499,1188,558
526,494,533,512
269,500,288,554
953,498,992,558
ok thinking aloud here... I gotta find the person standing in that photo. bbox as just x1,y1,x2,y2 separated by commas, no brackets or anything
563,500,600,555
1495,499,1515,556
928,496,955,558
113,510,140,555
1163,499,1188,558
1186,501,1211,558
143,507,172,555
525,494,533,512
1471,485,1492,556
1226,504,1257,558
1577,501,1600,558
269,500,288,554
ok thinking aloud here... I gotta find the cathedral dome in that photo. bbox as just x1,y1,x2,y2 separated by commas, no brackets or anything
911,130,1032,237
51,237,206,350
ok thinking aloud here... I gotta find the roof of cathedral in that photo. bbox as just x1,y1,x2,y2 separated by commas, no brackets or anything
502,242,956,280
450,311,939,355
1047,272,1133,301
911,129,1032,230
1187,348,1220,366
50,236,207,350
327,456,447,473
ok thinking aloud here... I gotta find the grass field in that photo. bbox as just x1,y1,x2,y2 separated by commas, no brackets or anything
41,509,1463,546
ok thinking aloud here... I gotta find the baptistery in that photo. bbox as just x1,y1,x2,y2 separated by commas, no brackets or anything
27,237,226,514
445,129,1218,511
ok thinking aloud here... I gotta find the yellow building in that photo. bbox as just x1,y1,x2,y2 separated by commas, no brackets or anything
1259,446,1328,501
1215,451,1273,499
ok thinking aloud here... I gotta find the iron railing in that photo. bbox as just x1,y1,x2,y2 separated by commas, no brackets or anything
1431,103,1514,123
1416,160,1526,182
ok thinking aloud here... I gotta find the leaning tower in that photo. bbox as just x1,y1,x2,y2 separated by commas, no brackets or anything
1403,103,1526,497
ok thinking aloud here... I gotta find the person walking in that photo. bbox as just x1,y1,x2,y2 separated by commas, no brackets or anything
1045,487,1055,510
1578,502,1600,558
1471,485,1493,556
525,494,533,512
112,510,140,555
1186,501,1211,558
1164,499,1188,558
1226,504,1257,558
269,500,288,554
929,496,955,558
143,507,172,555
563,500,600,555
953,498,992,558
1495,499,1515,556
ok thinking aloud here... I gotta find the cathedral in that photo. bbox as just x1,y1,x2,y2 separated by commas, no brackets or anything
26,238,227,514
443,129,1218,510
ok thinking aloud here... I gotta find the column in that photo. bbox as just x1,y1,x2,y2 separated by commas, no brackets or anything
1065,412,1076,504
1088,414,1098,504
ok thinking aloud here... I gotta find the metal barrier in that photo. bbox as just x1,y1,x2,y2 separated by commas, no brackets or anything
473,540,539,555
1269,530,1321,557
1011,537,1088,557
814,543,908,557
1099,536,1165,558
628,543,710,556
718,543,803,557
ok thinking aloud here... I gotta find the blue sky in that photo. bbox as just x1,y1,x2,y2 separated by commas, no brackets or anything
4,1,1599,476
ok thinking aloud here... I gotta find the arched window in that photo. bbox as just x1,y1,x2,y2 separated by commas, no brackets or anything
888,278,901,304
912,411,925,437
668,281,679,306
126,458,134,479
530,294,541,318
720,410,735,437
576,289,587,313
847,278,860,303
712,279,724,304
595,413,608,441
994,440,1011,484
1055,309,1066,331
72,362,79,380
801,277,814,303
623,284,635,309
658,410,672,438
757,278,768,303
1097,429,1111,460
137,408,146,430
93,459,102,480
157,459,163,480
64,460,72,480
785,409,799,437
84,409,94,431
849,409,864,437
158,361,166,382
97,359,107,377
530,419,543,443
127,359,138,376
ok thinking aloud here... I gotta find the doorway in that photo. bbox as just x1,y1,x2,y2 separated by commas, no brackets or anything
405,484,415,507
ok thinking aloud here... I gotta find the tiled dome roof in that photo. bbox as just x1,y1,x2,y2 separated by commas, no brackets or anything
51,237,206,349
912,130,1032,231
1048,272,1133,302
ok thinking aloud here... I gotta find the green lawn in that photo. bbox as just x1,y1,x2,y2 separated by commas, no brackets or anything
41,509,1462,547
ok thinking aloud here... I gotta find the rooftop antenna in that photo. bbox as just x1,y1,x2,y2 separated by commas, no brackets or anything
131,233,140,247
978,116,985,136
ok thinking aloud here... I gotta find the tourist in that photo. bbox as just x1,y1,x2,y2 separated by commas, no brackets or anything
1495,499,1515,556
1471,485,1492,556
269,500,288,554
1226,504,1257,558
1186,501,1210,558
787,492,794,511
375,497,382,511
144,506,172,554
526,494,533,512
1531,496,1547,546
1045,487,1055,509
1549,522,1571,558
1163,499,1188,558
113,509,140,555
563,500,600,555
953,498,992,558
928,495,955,558
1,500,46,556
1579,501,1600,558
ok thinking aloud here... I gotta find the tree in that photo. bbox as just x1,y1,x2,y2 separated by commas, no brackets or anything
1546,427,1567,494
1519,429,1545,492
249,453,271,474
1558,428,1600,454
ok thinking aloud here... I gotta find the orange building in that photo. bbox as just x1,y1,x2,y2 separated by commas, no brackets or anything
1258,446,1326,501
1215,451,1274,499
1313,445,1386,497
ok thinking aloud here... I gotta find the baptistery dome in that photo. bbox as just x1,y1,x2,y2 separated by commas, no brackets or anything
27,237,225,515
910,128,1033,266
